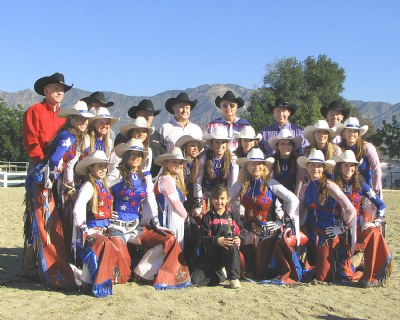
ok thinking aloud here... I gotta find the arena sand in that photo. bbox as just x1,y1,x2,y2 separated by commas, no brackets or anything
0,187,399,320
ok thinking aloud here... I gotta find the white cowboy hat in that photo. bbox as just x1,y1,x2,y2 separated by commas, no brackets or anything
75,150,115,176
202,126,231,141
89,106,120,127
332,150,360,165
119,116,155,137
297,148,336,169
303,120,337,145
113,138,149,159
236,148,275,167
335,117,368,136
233,125,262,141
154,147,192,166
175,134,206,150
58,101,95,118
267,128,303,152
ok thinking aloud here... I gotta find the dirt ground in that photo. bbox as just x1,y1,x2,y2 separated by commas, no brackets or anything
0,187,399,320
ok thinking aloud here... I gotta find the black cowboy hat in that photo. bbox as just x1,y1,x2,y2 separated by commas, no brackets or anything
215,90,244,108
320,98,351,119
128,99,161,119
267,97,297,115
34,72,73,96
81,91,114,107
165,92,197,114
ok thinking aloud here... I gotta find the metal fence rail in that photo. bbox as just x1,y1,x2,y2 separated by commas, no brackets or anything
0,161,28,187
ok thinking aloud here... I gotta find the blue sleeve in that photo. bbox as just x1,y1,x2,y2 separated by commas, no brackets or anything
361,182,386,211
49,131,75,170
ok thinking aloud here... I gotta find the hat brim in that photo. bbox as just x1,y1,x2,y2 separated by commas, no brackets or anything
81,97,114,108
303,126,337,145
336,124,368,136
267,135,303,152
268,104,297,115
202,131,230,141
236,157,274,167
234,133,262,142
90,116,120,127
320,106,350,119
128,106,161,119
332,155,360,166
175,136,206,149
113,143,149,159
154,154,191,167
75,157,115,176
215,96,244,108
34,76,73,96
297,156,335,170
165,98,197,114
58,108,95,118
119,123,155,137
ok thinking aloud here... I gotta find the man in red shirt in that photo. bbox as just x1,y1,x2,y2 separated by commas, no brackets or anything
23,72,73,165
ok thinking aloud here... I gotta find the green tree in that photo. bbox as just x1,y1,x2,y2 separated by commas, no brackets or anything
369,115,400,159
0,99,27,162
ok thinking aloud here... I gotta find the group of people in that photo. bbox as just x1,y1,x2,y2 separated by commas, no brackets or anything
21,72,391,297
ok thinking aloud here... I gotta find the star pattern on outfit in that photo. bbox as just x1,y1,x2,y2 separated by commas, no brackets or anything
98,200,105,206
61,137,72,148
256,214,262,221
120,204,127,211
53,270,65,283
98,210,105,217
123,196,130,201
176,268,187,279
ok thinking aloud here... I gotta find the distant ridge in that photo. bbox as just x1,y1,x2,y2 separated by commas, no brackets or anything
1,85,398,130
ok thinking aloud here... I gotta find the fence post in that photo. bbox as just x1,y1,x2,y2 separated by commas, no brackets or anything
4,172,7,188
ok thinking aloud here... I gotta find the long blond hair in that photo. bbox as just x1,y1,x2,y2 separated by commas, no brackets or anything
238,163,270,198
88,123,111,157
340,130,366,161
161,162,188,195
205,142,232,180
86,164,110,214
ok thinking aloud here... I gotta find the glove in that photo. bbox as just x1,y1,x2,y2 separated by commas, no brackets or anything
377,209,385,219
266,220,283,232
325,225,345,238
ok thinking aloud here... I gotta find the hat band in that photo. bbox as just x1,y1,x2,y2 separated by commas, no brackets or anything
249,157,264,160
78,109,90,113
98,114,111,117
346,124,360,129
130,146,144,152
309,158,324,162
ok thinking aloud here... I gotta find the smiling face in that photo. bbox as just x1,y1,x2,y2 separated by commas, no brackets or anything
184,141,201,159
246,161,266,179
90,162,108,180
127,150,143,171
44,83,65,106
71,115,89,132
211,139,228,158
211,190,229,215
314,130,329,148
307,162,324,180
344,128,359,146
340,162,356,181
173,103,191,123
277,139,294,159
273,107,291,126
165,159,184,176
93,118,111,137
220,100,238,121
129,128,148,142
241,138,255,153
326,110,345,128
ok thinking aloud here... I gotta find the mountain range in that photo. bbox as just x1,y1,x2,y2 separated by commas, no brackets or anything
1,84,399,132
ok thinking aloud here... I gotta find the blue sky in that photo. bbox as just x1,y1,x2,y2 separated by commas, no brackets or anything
1,0,399,103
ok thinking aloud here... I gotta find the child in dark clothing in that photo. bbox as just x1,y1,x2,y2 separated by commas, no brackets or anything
191,185,246,288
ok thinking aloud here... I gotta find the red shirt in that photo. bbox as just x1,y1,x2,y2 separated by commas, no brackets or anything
22,100,66,164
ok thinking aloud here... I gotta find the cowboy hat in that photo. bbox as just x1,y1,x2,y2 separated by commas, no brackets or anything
154,147,191,166
165,92,197,114
236,148,275,167
215,90,245,108
267,97,297,115
34,72,73,96
113,138,149,159
297,148,336,169
58,101,95,118
128,99,161,118
267,128,303,152
234,126,262,141
175,134,206,150
320,98,350,119
303,120,337,145
335,117,368,136
202,126,231,141
332,150,360,165
89,106,120,127
75,150,115,176
81,91,114,107
119,116,155,137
